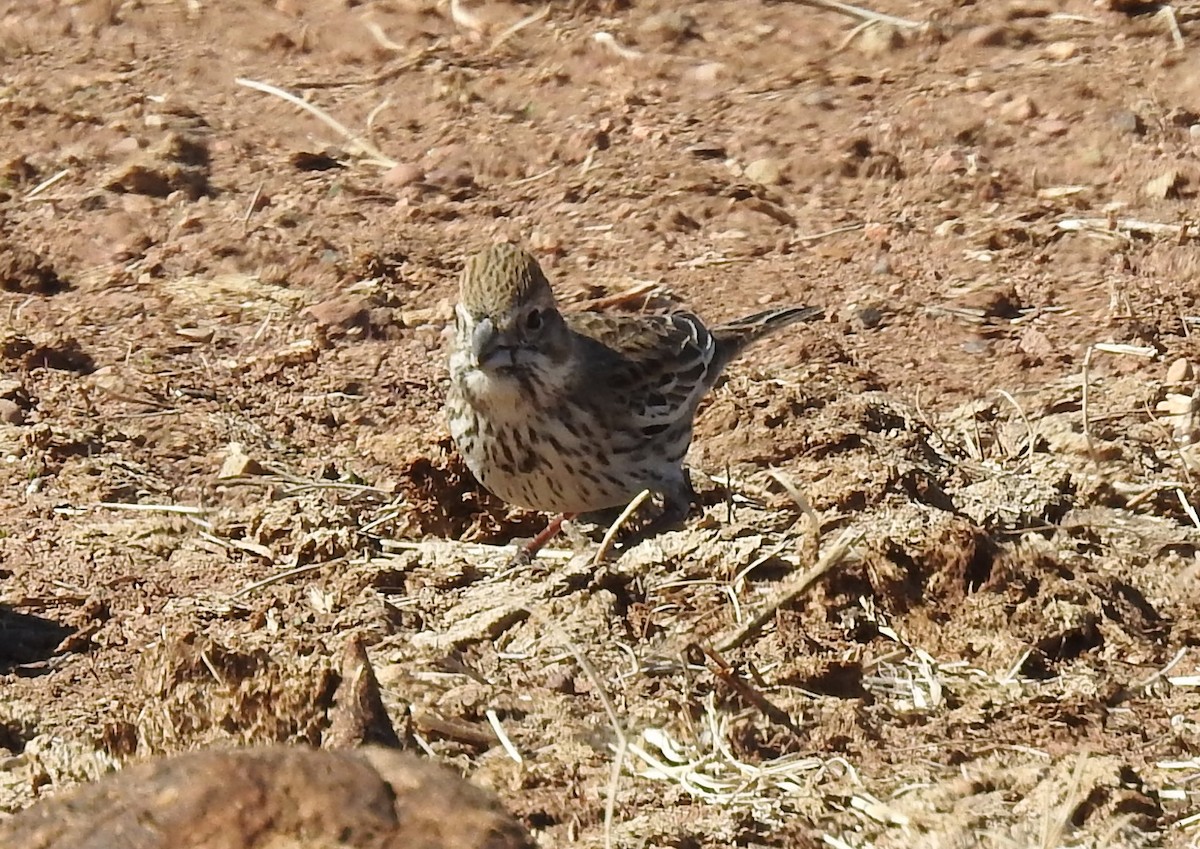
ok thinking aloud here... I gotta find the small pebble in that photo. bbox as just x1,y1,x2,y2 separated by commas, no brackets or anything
930,150,964,174
856,25,904,57
856,306,884,329
0,399,24,425
382,163,424,189
1043,41,1077,61
1112,110,1146,136
1036,118,1070,137
1144,170,1183,200
999,95,1039,123
638,10,696,44
1166,357,1194,384
219,443,264,479
304,297,370,332
965,24,1009,48
744,157,784,186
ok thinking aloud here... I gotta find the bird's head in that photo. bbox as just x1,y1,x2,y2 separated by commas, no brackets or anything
454,243,571,378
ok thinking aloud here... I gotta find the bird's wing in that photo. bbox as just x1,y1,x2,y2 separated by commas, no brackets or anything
565,311,716,432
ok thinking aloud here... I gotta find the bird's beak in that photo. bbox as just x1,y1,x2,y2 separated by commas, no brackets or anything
471,317,515,370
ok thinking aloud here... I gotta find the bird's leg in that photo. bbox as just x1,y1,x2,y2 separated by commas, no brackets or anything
511,512,575,564
655,473,699,528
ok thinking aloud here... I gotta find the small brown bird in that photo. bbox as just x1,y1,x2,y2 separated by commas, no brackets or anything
446,243,821,528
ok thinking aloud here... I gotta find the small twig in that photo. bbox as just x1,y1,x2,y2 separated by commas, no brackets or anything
24,168,70,200
449,0,485,35
718,528,861,651
1059,217,1198,239
574,281,661,311
1134,647,1188,692
1141,399,1194,486
234,77,397,168
593,32,645,60
695,644,803,735
1178,490,1200,530
293,54,428,90
485,709,523,763
834,19,877,52
365,97,392,139
1081,345,1100,468
995,389,1038,463
792,221,867,244
362,17,405,51
490,4,550,52
530,612,628,849
96,501,209,515
381,538,574,561
1159,5,1186,51
241,180,264,233
766,468,822,531
1091,342,1156,358
792,0,924,30
228,560,338,599
507,164,561,187
593,489,651,564
731,536,796,591
1040,755,1089,849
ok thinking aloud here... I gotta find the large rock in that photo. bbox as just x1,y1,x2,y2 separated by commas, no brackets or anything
1,745,534,849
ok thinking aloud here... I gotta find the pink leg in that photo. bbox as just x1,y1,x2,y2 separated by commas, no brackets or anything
519,512,575,561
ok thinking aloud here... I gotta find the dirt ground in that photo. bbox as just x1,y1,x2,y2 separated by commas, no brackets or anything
2,0,1200,845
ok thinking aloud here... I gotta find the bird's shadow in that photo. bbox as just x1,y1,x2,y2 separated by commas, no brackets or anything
0,605,73,676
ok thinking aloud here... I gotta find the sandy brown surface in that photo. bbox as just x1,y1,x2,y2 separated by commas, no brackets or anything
2,0,1200,846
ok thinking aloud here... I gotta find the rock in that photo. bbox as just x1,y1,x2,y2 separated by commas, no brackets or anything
744,157,785,186
856,24,904,57
657,206,700,233
930,149,965,174
1018,327,1055,361
638,10,697,44
960,285,1023,319
0,745,535,849
856,306,884,329
684,62,726,84
304,296,370,333
96,211,153,262
0,243,67,293
382,163,425,189
1112,110,1146,136
326,637,402,749
999,95,1039,123
1043,41,1077,60
219,443,264,478
399,304,453,327
934,219,965,237
1144,170,1184,199
104,132,211,199
0,398,24,425
965,24,1010,47
1036,118,1071,137
1167,357,1193,384
684,142,726,160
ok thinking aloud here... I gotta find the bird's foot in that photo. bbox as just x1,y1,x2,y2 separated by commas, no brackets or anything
504,513,573,568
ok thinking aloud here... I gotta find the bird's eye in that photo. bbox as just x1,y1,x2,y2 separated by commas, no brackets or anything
524,308,544,332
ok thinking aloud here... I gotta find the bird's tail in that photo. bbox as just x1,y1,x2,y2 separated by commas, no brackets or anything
713,305,822,349
708,305,822,376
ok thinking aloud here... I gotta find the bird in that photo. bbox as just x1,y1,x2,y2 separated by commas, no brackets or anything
446,242,822,537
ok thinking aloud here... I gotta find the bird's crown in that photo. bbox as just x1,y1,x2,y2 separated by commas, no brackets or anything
460,243,554,318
